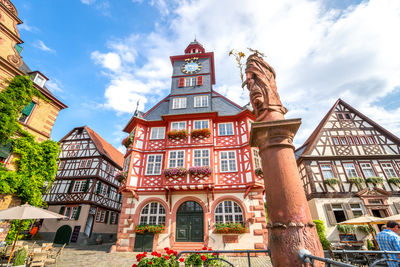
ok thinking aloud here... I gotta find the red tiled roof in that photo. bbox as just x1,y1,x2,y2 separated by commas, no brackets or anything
85,127,124,167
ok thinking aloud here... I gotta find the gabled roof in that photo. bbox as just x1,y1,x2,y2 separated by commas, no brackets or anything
296,98,400,157
85,127,124,168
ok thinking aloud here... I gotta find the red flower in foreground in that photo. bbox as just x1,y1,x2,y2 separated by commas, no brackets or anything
132,265,137,267
208,248,212,251
164,247,169,251
202,246,207,250
179,258,184,262
148,261,153,265
151,251,158,256
164,255,170,260
201,255,207,261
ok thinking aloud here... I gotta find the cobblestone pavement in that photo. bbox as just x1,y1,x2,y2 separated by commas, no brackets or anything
46,243,272,267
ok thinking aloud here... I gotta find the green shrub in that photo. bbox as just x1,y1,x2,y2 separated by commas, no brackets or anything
313,220,331,249
365,177,384,185
356,225,375,234
337,224,355,234
13,247,27,266
367,239,376,250
324,178,339,186
388,177,400,185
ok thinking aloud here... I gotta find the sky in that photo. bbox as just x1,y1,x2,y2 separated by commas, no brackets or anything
12,0,400,152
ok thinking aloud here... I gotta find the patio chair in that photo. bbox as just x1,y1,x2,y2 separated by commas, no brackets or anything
27,252,48,267
45,243,66,265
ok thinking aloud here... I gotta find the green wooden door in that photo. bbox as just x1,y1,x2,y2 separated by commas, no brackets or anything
134,233,154,252
54,225,72,245
176,201,204,242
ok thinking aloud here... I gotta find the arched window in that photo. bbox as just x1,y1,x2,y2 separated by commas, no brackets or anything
139,202,166,225
214,200,243,223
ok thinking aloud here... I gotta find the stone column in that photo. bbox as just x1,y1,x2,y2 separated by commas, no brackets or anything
250,119,323,267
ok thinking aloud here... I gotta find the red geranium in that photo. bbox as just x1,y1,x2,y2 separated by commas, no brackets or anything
148,261,153,265
202,246,207,250
164,247,169,251
201,255,207,261
179,258,184,262
164,255,170,260
132,265,137,267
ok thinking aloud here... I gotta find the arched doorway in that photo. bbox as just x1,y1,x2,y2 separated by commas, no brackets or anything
54,225,72,245
176,201,203,242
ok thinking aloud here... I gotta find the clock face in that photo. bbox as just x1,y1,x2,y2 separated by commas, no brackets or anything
181,58,202,74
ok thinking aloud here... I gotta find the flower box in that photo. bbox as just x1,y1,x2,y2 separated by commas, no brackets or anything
135,224,165,234
214,222,247,234
255,168,263,177
121,136,133,148
115,171,127,182
167,129,188,140
163,167,187,178
365,177,384,185
323,178,339,186
348,177,364,185
388,177,400,185
188,166,212,177
190,128,211,139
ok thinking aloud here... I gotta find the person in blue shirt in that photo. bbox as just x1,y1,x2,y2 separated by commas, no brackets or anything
376,220,400,267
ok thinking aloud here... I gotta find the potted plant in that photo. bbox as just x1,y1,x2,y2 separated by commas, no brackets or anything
121,135,134,148
13,247,27,267
337,224,355,234
214,222,247,234
323,178,340,187
348,177,364,186
135,224,165,234
115,171,127,183
388,177,400,186
190,128,211,139
188,166,212,177
255,168,263,177
365,177,384,185
163,167,187,178
167,129,188,140
356,225,375,235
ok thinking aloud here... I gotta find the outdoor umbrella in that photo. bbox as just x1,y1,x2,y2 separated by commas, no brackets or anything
340,215,382,248
0,203,65,265
374,214,400,224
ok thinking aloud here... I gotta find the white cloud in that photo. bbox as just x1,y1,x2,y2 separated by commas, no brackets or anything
33,40,55,53
94,0,400,145
45,79,63,93
80,0,96,4
18,20,38,32
91,51,121,72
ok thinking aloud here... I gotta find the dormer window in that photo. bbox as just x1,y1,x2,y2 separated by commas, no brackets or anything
29,71,48,88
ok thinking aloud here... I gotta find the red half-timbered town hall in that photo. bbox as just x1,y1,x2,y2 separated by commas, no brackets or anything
115,41,267,252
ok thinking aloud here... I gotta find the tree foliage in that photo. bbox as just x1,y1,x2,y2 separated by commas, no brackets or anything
313,219,331,249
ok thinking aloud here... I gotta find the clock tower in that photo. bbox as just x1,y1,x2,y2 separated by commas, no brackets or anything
115,41,267,253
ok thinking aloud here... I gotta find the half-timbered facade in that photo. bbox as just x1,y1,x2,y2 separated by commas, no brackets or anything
296,99,400,243
40,126,124,245
115,41,267,252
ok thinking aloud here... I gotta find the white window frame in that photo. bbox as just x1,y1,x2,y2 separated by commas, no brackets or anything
214,200,243,224
350,203,363,218
171,122,186,131
72,180,86,193
172,97,187,109
139,202,166,225
360,163,376,178
343,163,358,178
194,95,208,108
145,154,163,175
168,150,185,168
252,148,262,169
193,120,209,130
218,123,234,136
110,212,116,224
220,151,237,172
185,77,197,87
70,207,78,219
99,183,108,196
381,163,398,178
320,164,335,179
193,149,210,167
150,127,166,140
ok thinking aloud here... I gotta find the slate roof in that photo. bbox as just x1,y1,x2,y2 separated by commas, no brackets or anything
85,126,124,168
18,62,55,98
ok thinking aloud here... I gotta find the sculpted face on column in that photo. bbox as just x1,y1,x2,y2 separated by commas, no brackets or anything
243,53,287,122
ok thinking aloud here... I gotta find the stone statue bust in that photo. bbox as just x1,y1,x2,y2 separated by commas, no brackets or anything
242,53,287,122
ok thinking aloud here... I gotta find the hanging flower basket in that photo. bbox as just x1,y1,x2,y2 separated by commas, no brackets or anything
365,177,384,185
115,171,127,182
167,130,188,140
122,136,134,148
189,166,212,177
214,222,247,234
191,128,211,139
388,177,400,185
255,168,263,177
163,167,187,178
135,224,165,234
323,178,340,186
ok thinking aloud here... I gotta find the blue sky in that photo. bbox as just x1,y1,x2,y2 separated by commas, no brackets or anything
13,0,400,150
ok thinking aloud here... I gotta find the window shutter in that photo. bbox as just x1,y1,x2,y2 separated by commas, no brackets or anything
67,181,74,193
107,186,111,197
0,142,12,159
105,211,109,224
394,203,400,214
197,76,203,86
116,213,119,224
21,102,35,116
324,204,337,225
178,78,185,87
343,203,354,219
83,179,90,192
96,181,101,194
59,206,65,215
75,206,82,220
